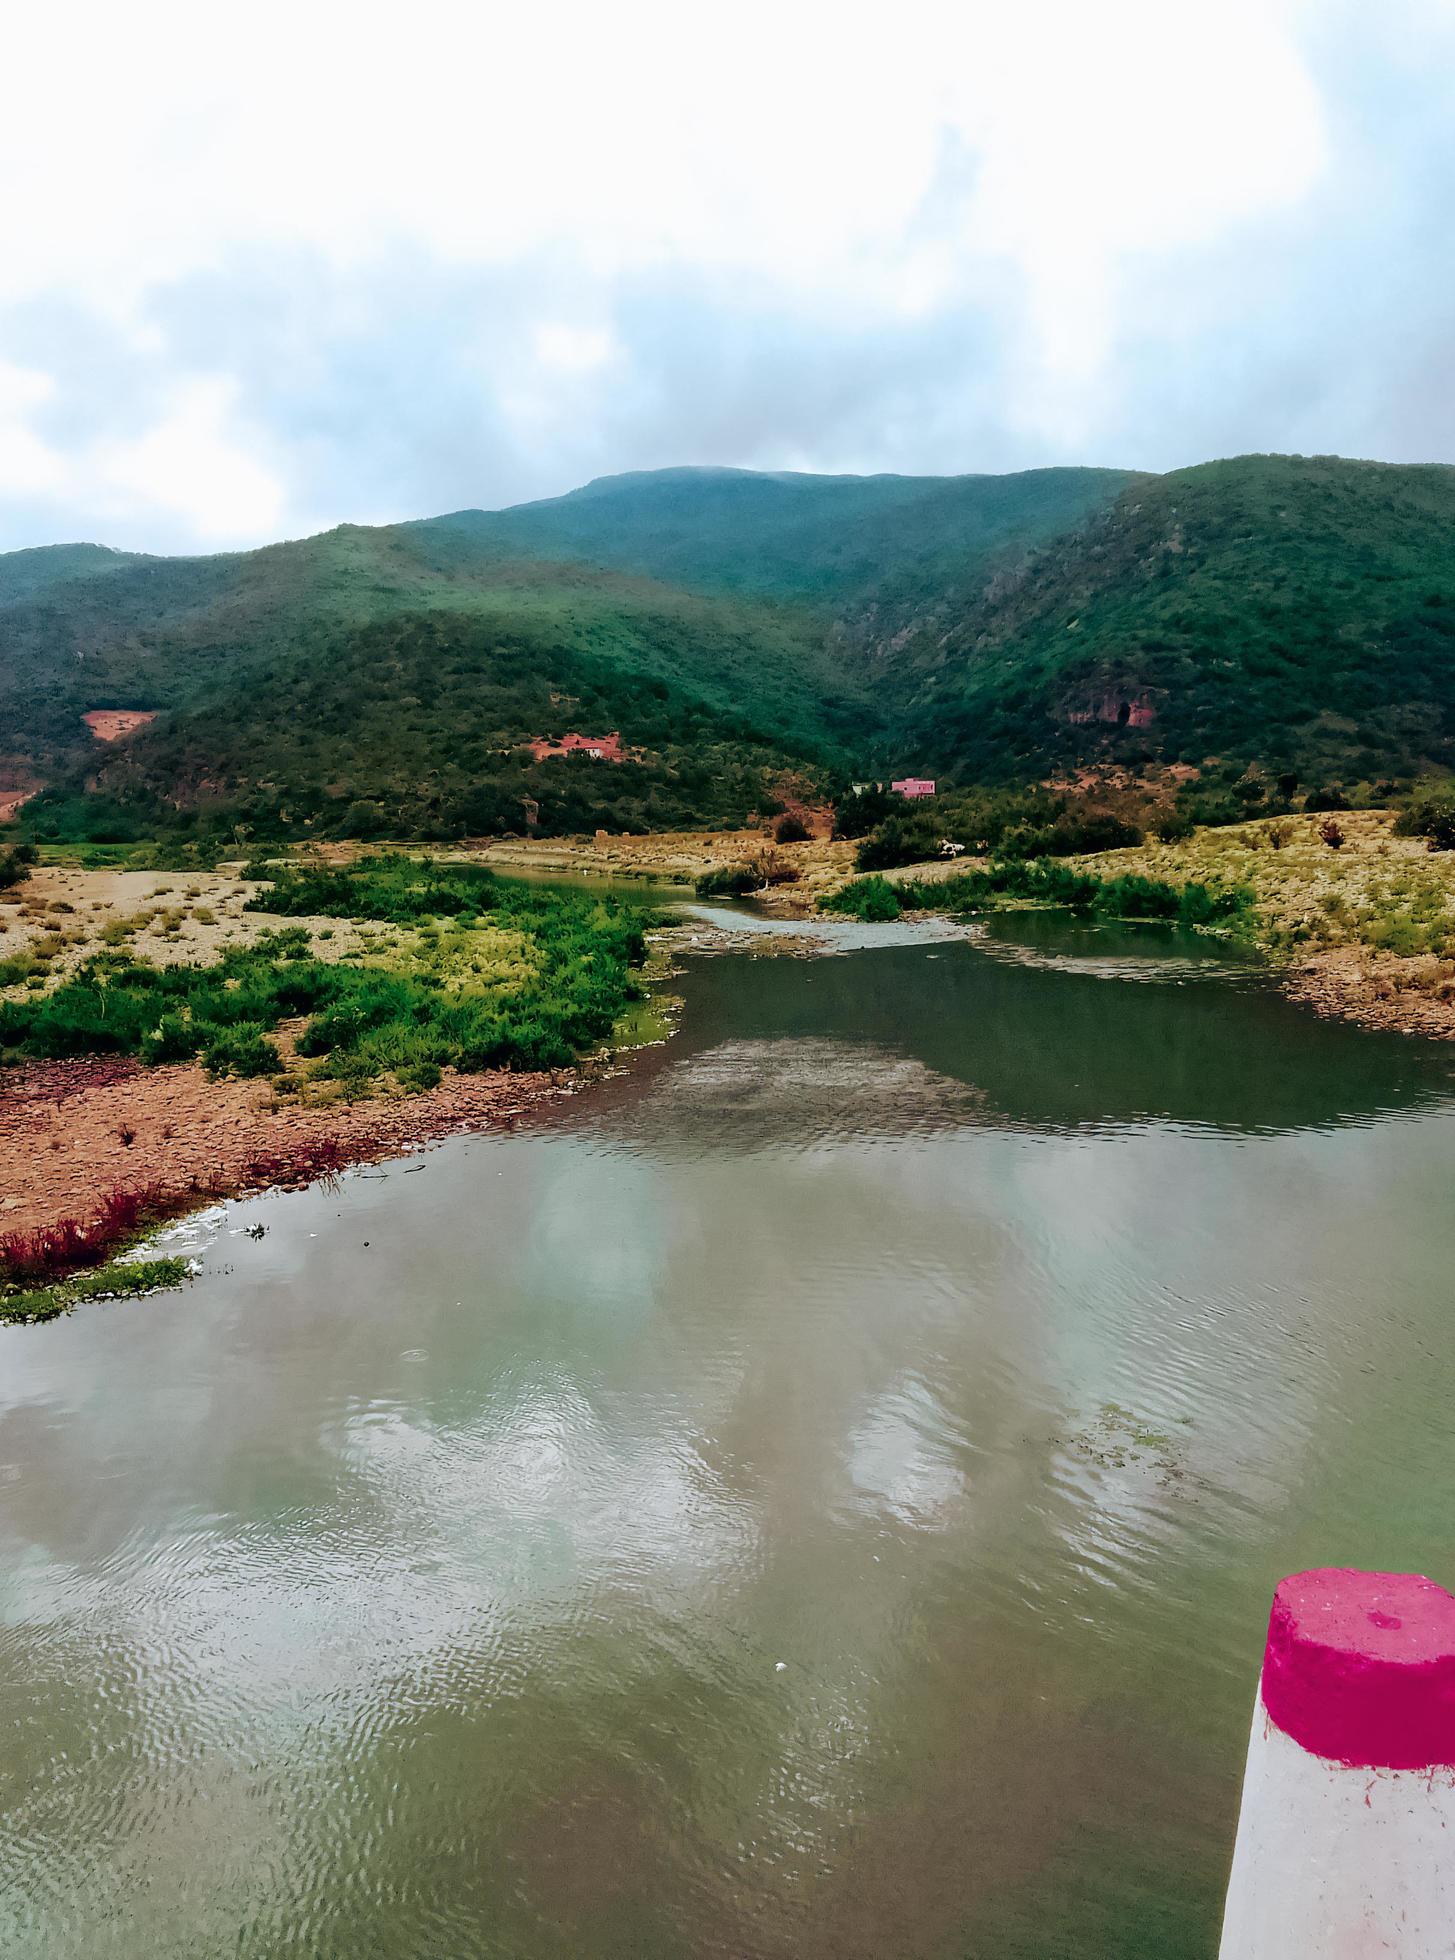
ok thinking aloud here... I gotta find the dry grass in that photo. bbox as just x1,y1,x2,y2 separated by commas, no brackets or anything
0,864,421,998
1082,810,1455,1033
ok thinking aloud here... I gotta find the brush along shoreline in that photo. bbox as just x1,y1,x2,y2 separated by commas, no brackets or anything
483,816,1455,1039
0,854,673,1320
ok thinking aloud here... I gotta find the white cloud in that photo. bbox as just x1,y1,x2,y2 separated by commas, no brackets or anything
0,0,1448,548
0,362,65,497
92,377,285,541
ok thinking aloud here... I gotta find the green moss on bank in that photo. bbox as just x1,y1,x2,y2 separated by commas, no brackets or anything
1,1255,193,1325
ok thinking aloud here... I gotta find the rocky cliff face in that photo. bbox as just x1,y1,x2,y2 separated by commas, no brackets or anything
1064,690,1158,728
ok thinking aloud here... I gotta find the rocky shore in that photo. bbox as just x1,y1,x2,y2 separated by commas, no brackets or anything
0,1051,580,1239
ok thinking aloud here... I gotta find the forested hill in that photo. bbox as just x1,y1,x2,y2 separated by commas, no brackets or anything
888,454,1455,788
5,452,1455,842
411,465,1140,612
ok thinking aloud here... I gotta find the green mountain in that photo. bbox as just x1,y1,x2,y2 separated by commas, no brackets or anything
0,520,868,839
886,454,1455,788
5,453,1455,841
0,542,152,607
414,464,1139,612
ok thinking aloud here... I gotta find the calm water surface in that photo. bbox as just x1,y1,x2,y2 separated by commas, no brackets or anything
4,916,1455,1957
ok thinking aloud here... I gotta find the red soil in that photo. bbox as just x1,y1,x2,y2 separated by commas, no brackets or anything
83,710,157,743
0,1054,579,1238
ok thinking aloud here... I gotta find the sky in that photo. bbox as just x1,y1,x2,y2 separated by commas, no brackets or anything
2,0,1454,553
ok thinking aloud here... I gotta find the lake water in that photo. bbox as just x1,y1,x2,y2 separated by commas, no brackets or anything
4,914,1455,1957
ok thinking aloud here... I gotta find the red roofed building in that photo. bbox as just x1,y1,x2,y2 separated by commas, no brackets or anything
528,730,626,764
891,777,936,799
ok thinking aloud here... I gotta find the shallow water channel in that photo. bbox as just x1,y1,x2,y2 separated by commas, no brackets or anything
4,910,1455,1957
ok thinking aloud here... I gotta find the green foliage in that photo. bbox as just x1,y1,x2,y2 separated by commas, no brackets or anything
0,861,657,1086
892,455,1455,787
1395,780,1455,850
0,1256,191,1325
9,454,1455,836
695,865,761,899
852,788,1141,871
773,813,811,844
832,787,897,838
0,841,37,890
818,875,902,921
417,463,1136,613
201,1026,284,1079
877,856,1252,928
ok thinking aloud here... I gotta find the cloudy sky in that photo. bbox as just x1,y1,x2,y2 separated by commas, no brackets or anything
2,0,1453,553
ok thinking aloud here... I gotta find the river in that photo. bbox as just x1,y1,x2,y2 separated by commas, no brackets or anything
3,910,1455,1957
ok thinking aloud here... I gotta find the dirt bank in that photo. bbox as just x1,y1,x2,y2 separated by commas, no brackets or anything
0,1051,578,1238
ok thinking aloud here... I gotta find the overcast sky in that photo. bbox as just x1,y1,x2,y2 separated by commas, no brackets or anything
2,0,1453,553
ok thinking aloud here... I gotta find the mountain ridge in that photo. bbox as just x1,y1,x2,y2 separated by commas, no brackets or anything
5,452,1455,840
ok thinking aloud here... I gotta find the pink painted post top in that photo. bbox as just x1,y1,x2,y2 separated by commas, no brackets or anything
1260,1568,1455,1771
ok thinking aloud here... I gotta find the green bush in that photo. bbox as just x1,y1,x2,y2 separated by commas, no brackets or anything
1396,780,1455,851
818,875,902,922
202,1026,283,1078
0,842,37,892
881,856,1250,929
695,865,760,898
0,860,656,1092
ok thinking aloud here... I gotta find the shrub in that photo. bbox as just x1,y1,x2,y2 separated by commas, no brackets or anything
1318,817,1347,850
0,842,38,892
832,788,896,840
818,876,903,922
138,1012,203,1064
856,814,941,871
886,856,1251,929
773,813,811,844
1,861,655,1090
1305,786,1350,813
696,865,760,899
202,1026,283,1078
1395,781,1455,851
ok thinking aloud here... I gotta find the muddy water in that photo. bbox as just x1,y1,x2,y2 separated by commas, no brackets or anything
4,916,1455,1957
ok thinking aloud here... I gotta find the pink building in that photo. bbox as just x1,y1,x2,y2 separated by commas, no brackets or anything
892,777,936,799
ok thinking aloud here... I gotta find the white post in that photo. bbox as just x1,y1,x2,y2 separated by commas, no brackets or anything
1219,1567,1455,1958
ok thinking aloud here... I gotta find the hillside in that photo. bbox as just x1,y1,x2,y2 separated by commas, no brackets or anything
0,543,152,607
413,465,1138,615
0,527,860,839
6,453,1455,840
890,454,1455,791
3,466,1133,839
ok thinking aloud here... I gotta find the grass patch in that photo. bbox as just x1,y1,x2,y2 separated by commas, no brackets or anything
822,857,1251,929
0,1256,193,1325
819,875,903,921
0,857,658,1087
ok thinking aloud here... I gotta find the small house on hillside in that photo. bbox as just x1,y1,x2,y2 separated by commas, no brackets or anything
892,777,936,799
528,730,627,764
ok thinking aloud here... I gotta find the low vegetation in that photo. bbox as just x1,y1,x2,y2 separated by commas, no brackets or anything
0,858,658,1092
822,857,1252,929
818,875,905,922
0,1181,203,1323
0,1256,194,1325
1395,780,1455,852
1079,810,1455,964
0,841,37,891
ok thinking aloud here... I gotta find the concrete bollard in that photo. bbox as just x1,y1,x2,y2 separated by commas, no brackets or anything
1219,1567,1455,1958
